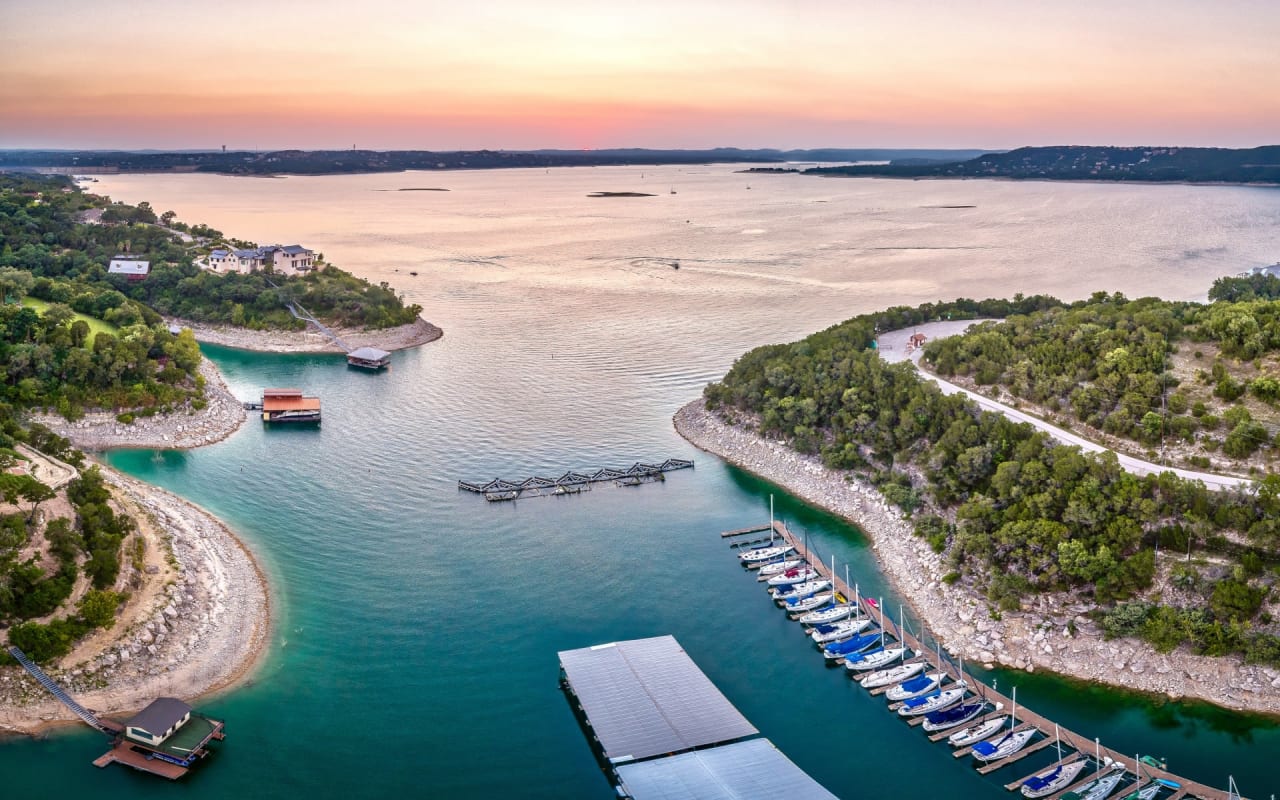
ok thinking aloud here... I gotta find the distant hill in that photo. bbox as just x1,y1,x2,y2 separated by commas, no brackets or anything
806,145,1280,184
0,147,989,176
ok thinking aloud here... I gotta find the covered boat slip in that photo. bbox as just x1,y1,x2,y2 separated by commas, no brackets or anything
615,739,839,800
558,635,757,763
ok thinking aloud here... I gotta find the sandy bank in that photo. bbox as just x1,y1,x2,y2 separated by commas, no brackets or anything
673,399,1280,715
174,315,442,354
0,466,270,736
29,357,248,452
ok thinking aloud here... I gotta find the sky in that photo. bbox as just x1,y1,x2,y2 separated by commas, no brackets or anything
1,0,1278,151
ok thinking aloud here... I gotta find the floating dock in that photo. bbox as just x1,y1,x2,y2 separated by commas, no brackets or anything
460,459,693,501
559,635,837,800
346,346,391,370
728,521,1248,800
260,387,321,424
6,646,224,780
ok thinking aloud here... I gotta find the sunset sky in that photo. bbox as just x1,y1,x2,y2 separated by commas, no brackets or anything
2,0,1277,151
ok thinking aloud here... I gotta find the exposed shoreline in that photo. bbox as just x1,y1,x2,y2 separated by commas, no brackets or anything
172,315,443,354
673,399,1280,716
0,314,443,736
29,357,248,452
0,466,270,737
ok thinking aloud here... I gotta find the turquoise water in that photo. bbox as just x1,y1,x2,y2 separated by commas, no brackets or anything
1,343,1273,798
3,169,1279,797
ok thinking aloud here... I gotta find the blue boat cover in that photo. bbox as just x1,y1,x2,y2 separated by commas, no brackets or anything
822,633,877,657
1023,766,1062,792
898,674,933,692
925,702,981,725
971,739,999,757
813,623,837,634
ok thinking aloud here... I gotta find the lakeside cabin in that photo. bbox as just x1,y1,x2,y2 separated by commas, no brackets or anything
261,387,321,423
94,697,226,779
347,346,391,370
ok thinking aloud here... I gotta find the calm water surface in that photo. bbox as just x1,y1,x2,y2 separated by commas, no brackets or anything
3,168,1278,797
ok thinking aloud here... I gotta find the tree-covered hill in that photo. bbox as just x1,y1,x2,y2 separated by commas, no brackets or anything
0,173,421,330
806,145,1280,184
704,297,1280,666
923,293,1280,470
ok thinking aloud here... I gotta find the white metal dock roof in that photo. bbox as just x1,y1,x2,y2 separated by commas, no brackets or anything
558,635,757,763
615,739,840,800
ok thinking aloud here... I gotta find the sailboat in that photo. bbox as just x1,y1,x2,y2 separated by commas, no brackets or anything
945,713,1006,742
756,559,803,579
859,660,927,689
885,671,945,701
822,631,881,661
1020,727,1086,797
765,566,820,586
972,686,1035,763
785,592,835,614
770,579,831,601
846,602,908,671
898,687,967,717
797,569,859,624
1061,765,1127,800
809,617,873,644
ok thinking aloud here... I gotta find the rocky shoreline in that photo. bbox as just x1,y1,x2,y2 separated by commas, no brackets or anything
29,357,248,452
174,315,442,353
0,467,270,736
673,399,1280,716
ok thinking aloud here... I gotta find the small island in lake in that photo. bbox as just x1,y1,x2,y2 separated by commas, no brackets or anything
587,191,656,198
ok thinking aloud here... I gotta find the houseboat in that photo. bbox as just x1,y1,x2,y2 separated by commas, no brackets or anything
261,388,321,423
346,346,391,370
94,697,225,779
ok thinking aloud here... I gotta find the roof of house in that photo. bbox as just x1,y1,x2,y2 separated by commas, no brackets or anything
233,248,261,259
108,258,150,275
348,347,391,361
281,245,312,255
210,249,229,258
126,697,191,734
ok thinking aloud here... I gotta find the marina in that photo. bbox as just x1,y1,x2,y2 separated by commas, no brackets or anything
558,635,838,800
458,459,693,501
723,520,1250,800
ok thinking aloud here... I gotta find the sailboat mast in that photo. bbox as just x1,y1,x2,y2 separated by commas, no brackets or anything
769,494,774,542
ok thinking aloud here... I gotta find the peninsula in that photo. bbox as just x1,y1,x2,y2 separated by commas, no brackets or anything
0,173,440,734
677,295,1280,715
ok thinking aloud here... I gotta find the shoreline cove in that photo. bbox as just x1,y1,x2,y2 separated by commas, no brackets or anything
0,466,271,737
673,399,1280,717
1,316,442,736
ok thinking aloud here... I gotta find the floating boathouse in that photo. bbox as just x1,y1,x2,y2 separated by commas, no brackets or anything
346,346,392,370
261,388,321,423
559,635,838,800
6,646,225,780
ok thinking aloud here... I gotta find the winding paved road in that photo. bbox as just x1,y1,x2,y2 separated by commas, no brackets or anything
876,321,1252,492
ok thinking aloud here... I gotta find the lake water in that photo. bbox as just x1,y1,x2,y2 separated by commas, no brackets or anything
3,167,1279,797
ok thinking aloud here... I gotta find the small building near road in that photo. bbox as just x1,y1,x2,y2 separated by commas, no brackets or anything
907,332,927,348
108,257,150,281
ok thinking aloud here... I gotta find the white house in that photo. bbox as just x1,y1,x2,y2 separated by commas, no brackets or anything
124,697,192,746
204,245,316,274
107,257,150,281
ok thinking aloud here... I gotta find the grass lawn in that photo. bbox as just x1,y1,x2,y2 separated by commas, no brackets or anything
20,296,119,338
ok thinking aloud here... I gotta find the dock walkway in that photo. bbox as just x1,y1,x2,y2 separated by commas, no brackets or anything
460,459,693,501
736,521,1244,800
6,646,110,732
